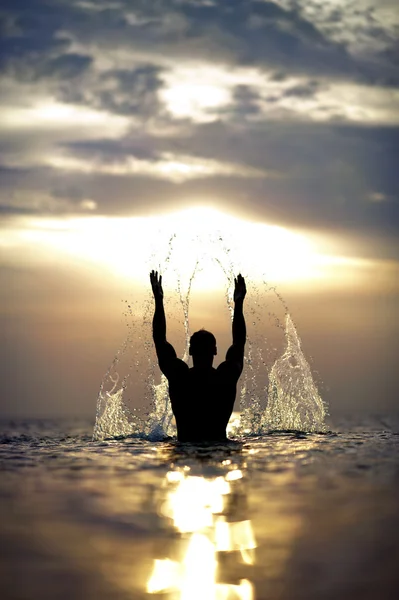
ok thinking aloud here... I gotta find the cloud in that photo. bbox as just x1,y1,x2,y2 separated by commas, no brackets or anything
0,187,97,216
282,79,321,98
1,0,398,86
41,150,269,182
1,110,398,244
368,192,387,203
1,1,398,126
1,100,130,134
0,0,398,423
0,0,397,252
57,64,165,118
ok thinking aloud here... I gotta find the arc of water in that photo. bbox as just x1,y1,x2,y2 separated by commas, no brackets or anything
263,314,326,432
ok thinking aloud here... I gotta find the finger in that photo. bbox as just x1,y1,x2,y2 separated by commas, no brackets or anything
159,275,162,286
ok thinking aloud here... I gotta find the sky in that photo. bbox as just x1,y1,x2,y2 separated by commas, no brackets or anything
0,0,398,420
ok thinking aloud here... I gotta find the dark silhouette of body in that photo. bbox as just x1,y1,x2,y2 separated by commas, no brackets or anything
150,270,246,442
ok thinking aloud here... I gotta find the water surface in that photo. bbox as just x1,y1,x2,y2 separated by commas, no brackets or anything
1,415,398,600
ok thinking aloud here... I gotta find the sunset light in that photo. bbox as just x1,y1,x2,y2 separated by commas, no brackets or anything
161,77,231,121
2,101,129,135
1,2,398,598
147,470,255,599
5,207,372,290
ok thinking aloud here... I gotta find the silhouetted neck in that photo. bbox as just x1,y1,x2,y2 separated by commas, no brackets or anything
191,355,214,369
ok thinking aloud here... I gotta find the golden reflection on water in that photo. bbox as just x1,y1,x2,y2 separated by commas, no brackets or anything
147,466,256,599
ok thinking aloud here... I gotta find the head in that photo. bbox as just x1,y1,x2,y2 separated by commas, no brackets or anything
189,329,217,366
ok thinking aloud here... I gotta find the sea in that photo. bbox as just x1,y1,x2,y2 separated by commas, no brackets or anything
1,412,398,600
2,270,399,600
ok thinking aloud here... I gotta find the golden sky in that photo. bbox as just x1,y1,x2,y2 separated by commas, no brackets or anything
1,0,398,417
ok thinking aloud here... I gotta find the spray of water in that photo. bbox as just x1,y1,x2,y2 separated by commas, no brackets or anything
93,233,327,441
262,314,327,432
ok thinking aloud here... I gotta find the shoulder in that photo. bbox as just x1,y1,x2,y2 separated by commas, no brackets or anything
164,357,189,379
156,341,188,378
216,359,242,381
225,343,244,365
173,358,189,371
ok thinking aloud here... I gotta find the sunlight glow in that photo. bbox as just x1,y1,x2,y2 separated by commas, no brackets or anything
43,152,262,182
159,64,399,126
215,517,256,561
225,469,243,481
161,82,231,121
161,475,230,532
182,533,216,600
9,206,368,290
147,559,181,593
1,101,129,135
147,470,256,599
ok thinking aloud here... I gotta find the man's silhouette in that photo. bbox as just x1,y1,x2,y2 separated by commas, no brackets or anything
150,270,246,442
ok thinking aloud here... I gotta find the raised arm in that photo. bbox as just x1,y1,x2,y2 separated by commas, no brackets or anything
225,274,246,368
150,270,180,375
150,270,166,344
232,274,246,347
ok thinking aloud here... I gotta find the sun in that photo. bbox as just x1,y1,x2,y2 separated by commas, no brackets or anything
162,83,229,115
160,75,231,121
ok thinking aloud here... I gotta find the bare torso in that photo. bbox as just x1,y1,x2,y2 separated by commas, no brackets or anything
165,359,239,442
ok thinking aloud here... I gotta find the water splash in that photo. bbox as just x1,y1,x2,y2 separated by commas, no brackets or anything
93,232,327,441
93,238,198,441
262,314,327,432
92,295,151,441
93,384,136,440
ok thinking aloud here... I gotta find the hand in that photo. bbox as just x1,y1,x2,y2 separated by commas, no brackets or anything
234,274,246,303
150,270,164,301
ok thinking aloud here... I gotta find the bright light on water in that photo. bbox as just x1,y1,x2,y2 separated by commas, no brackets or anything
147,469,256,599
161,475,230,532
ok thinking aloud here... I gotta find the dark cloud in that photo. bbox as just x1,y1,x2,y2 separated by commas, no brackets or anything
3,135,397,251
36,53,92,80
228,85,262,117
178,0,352,77
2,0,397,90
1,106,398,245
0,1,71,73
0,165,95,214
0,204,34,216
58,64,165,117
0,0,397,249
64,136,160,163
282,79,322,97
